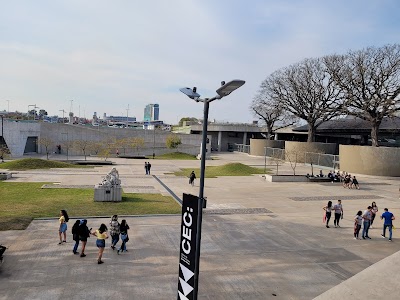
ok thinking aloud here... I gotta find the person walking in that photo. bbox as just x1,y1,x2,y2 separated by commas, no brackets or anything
109,215,120,250
333,200,343,228
71,220,81,254
323,201,333,228
381,208,395,241
147,162,152,175
354,211,363,240
370,201,379,228
144,162,148,175
78,219,91,257
58,209,69,244
117,219,130,254
189,171,196,186
92,224,108,264
352,176,360,189
362,206,373,239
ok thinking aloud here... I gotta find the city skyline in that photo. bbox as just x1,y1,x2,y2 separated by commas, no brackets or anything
1,1,399,124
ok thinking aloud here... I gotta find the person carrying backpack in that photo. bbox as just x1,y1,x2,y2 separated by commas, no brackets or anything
72,220,81,254
78,219,91,257
189,171,196,186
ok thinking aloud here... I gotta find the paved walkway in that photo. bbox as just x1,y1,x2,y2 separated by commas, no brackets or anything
0,153,399,299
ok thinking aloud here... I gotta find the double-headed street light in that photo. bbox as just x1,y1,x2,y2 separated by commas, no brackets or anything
179,79,245,299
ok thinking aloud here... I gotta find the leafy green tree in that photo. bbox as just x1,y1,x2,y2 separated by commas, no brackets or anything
0,144,10,162
166,134,182,149
178,117,199,126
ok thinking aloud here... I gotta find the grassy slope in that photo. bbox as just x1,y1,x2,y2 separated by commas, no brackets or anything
173,163,269,178
155,152,197,160
0,182,181,230
0,158,84,170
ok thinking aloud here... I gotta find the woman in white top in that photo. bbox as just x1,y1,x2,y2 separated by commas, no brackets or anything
323,201,333,228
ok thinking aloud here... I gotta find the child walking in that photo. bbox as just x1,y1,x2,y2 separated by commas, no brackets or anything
354,211,362,240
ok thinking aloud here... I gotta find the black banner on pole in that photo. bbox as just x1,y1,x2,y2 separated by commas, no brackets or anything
177,193,199,300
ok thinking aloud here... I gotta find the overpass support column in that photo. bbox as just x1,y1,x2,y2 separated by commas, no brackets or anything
217,131,222,152
243,132,247,145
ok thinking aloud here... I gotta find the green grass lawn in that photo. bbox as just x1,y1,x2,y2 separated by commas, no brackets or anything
173,163,270,178
0,182,181,230
0,158,88,170
155,152,197,160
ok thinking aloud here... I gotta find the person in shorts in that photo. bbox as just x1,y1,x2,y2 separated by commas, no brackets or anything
92,224,108,264
58,209,69,245
78,219,91,257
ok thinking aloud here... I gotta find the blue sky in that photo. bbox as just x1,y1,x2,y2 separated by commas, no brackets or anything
0,0,399,124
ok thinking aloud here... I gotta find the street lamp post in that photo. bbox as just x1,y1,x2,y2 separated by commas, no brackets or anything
28,104,36,120
179,79,245,299
1,114,4,162
153,125,156,159
59,110,66,123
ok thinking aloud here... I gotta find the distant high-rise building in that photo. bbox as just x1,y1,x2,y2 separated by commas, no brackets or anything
144,104,159,122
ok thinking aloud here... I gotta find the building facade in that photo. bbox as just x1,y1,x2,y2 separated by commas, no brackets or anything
144,104,159,122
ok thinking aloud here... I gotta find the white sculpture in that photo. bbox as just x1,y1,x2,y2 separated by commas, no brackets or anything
98,167,121,187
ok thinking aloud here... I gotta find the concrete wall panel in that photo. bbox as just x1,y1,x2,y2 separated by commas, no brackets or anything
339,145,400,176
284,141,337,163
0,120,40,157
250,139,285,156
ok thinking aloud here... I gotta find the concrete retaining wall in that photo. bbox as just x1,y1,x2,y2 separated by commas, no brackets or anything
339,145,400,176
250,139,285,156
284,141,337,163
1,122,203,157
264,174,308,182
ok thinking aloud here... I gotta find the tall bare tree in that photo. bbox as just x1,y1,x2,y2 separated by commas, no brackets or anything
73,140,90,160
250,85,291,139
265,58,341,142
324,44,400,146
38,137,53,160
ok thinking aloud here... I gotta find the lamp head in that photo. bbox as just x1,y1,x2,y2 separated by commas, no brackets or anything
180,87,201,100
216,79,245,97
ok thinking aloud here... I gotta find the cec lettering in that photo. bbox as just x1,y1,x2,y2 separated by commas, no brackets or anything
181,206,193,255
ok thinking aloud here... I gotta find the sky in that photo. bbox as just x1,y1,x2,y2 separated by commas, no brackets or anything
0,0,399,124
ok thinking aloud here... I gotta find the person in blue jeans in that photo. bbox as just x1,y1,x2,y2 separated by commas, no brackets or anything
381,208,395,241
118,219,130,254
362,206,372,239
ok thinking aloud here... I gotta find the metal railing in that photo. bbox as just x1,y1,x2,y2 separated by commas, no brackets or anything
304,152,340,170
264,147,285,160
235,144,250,153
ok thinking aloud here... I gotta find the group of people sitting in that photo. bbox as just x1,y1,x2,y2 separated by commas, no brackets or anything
324,170,360,189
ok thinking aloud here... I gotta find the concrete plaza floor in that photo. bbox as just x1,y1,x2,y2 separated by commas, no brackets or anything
0,153,399,299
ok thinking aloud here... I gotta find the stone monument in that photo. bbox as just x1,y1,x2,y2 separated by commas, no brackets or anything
94,167,122,202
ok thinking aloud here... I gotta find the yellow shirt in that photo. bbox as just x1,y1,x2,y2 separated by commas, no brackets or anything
96,230,107,240
59,216,65,224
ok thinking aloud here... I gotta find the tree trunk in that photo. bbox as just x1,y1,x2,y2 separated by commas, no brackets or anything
370,122,380,147
267,124,273,140
307,125,316,142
